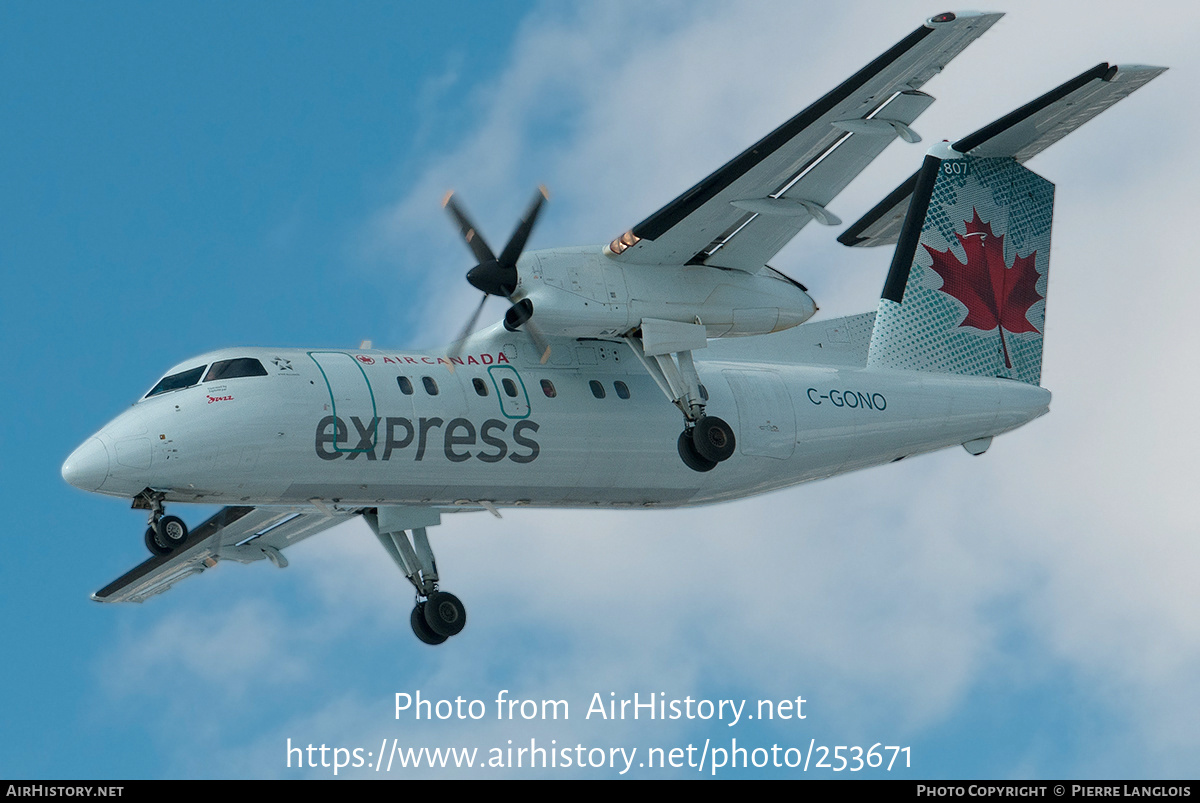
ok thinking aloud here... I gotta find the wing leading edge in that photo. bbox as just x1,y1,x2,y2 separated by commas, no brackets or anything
608,11,1003,272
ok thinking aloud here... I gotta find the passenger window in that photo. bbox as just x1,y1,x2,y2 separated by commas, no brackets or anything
540,379,557,398
589,380,606,399
423,376,439,396
614,380,630,399
145,365,206,398
502,378,518,398
397,376,413,395
473,378,489,397
204,358,268,382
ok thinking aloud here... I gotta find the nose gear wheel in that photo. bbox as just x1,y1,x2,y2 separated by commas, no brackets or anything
145,526,172,556
138,492,190,556
159,515,189,547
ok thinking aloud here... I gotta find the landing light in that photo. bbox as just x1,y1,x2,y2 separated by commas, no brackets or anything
607,229,641,255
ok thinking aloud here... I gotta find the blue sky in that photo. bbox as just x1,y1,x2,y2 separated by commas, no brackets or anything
4,1,1198,779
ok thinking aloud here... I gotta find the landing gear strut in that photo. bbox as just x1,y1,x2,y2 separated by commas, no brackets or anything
625,329,738,472
136,491,189,557
365,511,467,645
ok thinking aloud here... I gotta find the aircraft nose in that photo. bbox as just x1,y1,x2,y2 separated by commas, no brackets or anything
62,437,110,491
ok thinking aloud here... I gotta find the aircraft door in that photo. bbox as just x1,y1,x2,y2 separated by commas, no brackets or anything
488,365,530,419
309,351,378,453
723,369,796,459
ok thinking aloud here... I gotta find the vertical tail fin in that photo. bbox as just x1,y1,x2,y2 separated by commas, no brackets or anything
866,144,1053,385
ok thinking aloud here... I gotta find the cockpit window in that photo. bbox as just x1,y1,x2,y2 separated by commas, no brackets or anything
145,366,206,398
204,358,268,382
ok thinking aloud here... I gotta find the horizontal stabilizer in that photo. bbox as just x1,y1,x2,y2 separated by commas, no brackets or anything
839,63,1166,247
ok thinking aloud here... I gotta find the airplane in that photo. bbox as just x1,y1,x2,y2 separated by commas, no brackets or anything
61,12,1164,645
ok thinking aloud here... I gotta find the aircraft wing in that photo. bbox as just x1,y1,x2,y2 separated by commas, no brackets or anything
92,505,364,603
607,12,1002,272
838,62,1168,247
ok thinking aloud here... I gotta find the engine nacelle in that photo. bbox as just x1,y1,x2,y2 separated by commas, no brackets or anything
515,247,816,340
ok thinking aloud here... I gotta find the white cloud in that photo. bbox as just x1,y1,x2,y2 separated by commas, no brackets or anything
101,600,309,699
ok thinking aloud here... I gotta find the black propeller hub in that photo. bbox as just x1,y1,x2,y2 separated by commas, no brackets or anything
466,260,517,297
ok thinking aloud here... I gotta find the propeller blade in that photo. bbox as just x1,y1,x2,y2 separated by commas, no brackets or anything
444,294,491,374
443,191,497,266
497,186,549,269
454,294,490,349
441,186,553,365
524,317,552,364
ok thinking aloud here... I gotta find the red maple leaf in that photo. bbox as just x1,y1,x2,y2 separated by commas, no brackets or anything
924,209,1043,369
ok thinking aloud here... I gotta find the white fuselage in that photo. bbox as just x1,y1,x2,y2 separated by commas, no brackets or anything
64,320,1051,510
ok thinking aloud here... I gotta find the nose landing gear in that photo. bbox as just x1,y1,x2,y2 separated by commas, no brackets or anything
136,491,189,557
145,525,172,556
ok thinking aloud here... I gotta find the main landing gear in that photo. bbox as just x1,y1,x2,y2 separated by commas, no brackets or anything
410,591,467,646
677,415,736,472
135,491,190,557
624,329,737,473
365,511,466,646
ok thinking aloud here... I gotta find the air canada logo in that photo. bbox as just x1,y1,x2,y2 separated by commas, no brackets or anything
925,209,1043,369
356,355,375,365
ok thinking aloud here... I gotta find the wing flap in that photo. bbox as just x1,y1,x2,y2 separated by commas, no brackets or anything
611,12,1002,271
706,91,935,269
92,505,362,603
839,63,1168,247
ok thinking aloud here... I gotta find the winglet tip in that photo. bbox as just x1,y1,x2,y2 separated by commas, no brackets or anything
1109,63,1169,78
926,10,1004,27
